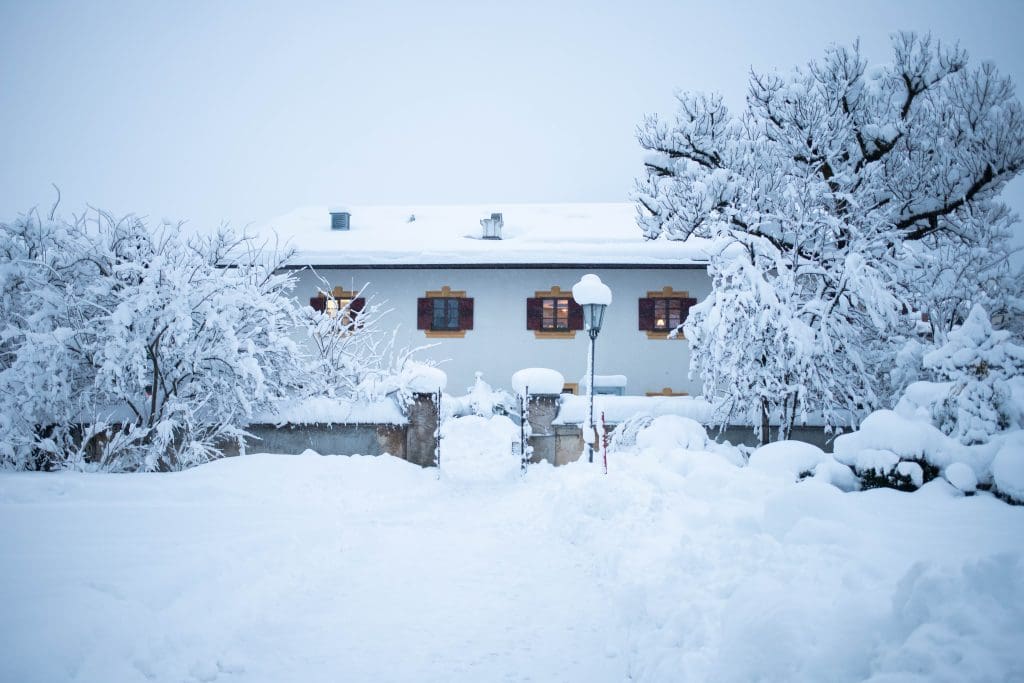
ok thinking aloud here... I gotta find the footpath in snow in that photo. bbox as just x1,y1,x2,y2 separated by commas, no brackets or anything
1,416,1022,682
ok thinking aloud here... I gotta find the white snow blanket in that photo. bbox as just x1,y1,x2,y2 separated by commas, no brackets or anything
1,427,1022,681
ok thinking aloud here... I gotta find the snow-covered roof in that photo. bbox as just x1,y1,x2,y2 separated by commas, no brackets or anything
253,203,710,267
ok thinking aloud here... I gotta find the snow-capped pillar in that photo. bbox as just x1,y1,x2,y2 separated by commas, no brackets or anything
526,394,560,466
404,366,447,468
511,368,565,467
406,392,440,468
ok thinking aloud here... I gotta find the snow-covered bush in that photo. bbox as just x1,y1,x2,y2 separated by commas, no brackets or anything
833,307,1023,496
444,373,515,418
636,32,1024,441
607,414,654,452
1,209,325,471
923,305,1024,444
1,211,309,470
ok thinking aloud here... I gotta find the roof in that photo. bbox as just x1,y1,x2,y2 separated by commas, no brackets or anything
252,203,710,267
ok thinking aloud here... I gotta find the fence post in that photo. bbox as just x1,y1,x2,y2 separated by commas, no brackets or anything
405,392,441,468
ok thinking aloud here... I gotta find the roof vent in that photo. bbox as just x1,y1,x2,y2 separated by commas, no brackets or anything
480,212,503,240
329,208,351,231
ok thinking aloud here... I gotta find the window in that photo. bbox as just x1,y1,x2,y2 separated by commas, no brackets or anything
527,286,583,338
541,297,570,330
417,286,473,337
431,297,461,331
310,287,365,325
639,288,696,339
652,298,684,331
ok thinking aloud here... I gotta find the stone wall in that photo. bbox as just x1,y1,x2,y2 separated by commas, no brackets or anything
232,423,407,458
216,394,442,464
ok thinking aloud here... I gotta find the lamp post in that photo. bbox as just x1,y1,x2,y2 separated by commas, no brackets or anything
572,274,611,464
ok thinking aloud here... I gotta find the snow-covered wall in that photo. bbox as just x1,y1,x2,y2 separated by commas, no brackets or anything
292,266,711,396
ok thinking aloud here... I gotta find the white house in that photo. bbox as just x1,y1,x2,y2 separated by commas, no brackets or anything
256,203,711,396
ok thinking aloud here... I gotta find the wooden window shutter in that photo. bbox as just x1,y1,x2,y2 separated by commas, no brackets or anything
416,297,432,330
310,296,326,313
681,297,697,323
638,298,655,330
459,298,474,330
526,297,543,330
568,299,583,331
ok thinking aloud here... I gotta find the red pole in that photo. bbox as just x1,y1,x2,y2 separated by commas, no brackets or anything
601,411,609,475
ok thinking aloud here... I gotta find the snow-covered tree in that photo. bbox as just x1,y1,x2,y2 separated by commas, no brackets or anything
301,285,433,410
636,32,1024,440
923,304,1024,444
1,210,310,470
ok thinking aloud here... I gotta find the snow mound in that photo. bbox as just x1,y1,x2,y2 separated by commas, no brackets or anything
440,415,521,482
748,440,828,479
871,555,1024,681
992,432,1024,502
811,458,861,492
511,368,565,396
944,462,977,493
406,363,447,393
844,448,901,474
635,415,707,452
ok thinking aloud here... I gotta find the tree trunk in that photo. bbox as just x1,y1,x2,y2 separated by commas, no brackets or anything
760,397,771,444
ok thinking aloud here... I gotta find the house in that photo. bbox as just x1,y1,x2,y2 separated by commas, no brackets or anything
255,203,711,396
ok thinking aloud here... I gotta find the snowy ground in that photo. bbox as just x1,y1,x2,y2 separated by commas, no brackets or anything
1,418,1022,682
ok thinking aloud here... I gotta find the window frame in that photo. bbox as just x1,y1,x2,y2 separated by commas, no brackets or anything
540,297,571,331
527,286,583,339
651,297,685,332
640,287,696,340
418,286,473,338
431,297,462,331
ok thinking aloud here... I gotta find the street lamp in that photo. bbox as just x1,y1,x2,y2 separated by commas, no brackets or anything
572,274,611,463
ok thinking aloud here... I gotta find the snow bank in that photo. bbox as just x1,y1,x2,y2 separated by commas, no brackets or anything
555,394,713,425
745,441,859,491
2,414,1023,682
944,462,978,493
635,415,708,452
511,368,565,396
992,432,1024,502
440,414,521,482
748,440,828,478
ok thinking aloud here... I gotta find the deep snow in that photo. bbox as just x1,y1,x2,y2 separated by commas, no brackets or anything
1,419,1022,682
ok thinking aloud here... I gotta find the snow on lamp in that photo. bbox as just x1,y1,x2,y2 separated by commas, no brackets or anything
572,274,611,465
572,274,611,340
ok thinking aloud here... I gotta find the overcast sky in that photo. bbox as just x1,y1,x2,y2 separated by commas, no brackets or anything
2,0,1023,237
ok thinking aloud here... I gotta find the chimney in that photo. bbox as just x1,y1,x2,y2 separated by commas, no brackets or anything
480,212,503,240
329,207,351,231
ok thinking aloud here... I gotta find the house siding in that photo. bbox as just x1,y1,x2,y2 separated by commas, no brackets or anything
292,265,711,396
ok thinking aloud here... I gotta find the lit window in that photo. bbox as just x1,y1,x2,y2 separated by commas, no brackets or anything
541,298,570,330
653,298,684,331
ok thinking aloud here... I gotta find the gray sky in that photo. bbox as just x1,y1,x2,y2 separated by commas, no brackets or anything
2,0,1023,238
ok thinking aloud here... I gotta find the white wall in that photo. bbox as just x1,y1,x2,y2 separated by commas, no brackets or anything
292,266,711,396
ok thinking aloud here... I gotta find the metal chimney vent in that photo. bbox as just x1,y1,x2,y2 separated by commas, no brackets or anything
480,212,503,240
329,210,351,231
